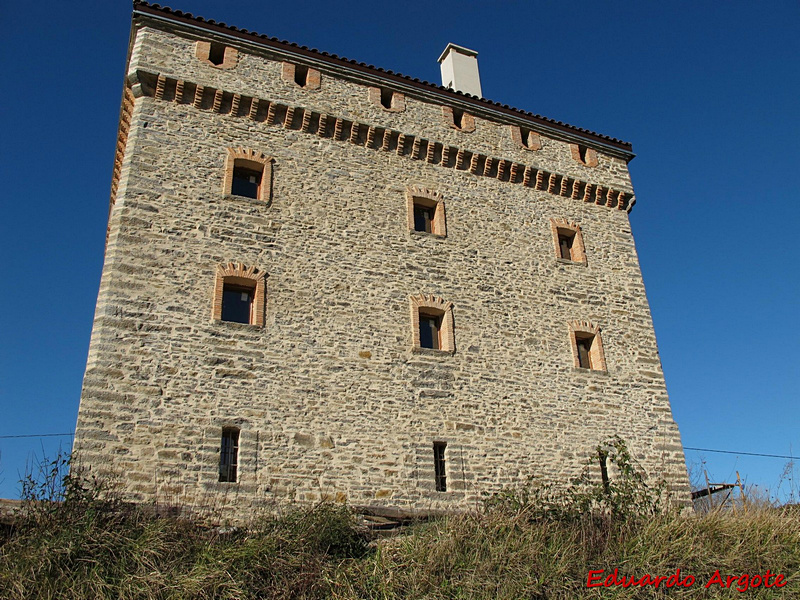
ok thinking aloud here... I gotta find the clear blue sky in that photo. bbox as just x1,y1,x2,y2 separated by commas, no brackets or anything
1,0,798,502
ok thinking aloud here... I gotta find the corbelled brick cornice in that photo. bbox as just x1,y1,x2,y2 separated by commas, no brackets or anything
115,70,636,217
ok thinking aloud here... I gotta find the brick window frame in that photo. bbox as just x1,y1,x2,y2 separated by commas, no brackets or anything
570,143,599,167
368,87,405,112
511,125,542,151
406,186,446,237
212,263,267,327
195,41,238,69
281,62,321,90
550,218,587,264
568,320,607,372
442,106,475,132
223,148,274,203
410,294,455,353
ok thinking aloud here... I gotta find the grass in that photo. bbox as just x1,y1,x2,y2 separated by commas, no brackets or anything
1,445,798,599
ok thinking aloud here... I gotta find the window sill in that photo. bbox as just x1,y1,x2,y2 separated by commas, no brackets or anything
212,318,262,330
412,346,455,356
572,367,608,376
222,193,268,207
556,258,587,266
409,229,446,240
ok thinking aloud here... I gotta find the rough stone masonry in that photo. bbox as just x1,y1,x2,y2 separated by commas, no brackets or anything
73,1,691,516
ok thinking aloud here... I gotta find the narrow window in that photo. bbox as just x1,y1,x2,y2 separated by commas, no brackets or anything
219,427,240,483
452,108,464,129
598,449,610,493
558,233,574,260
380,88,394,109
419,312,442,349
414,203,434,233
208,42,226,66
433,442,447,492
222,283,254,324
231,166,262,199
576,335,593,369
578,145,589,164
294,65,309,87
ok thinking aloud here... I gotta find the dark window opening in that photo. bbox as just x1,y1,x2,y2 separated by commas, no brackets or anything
380,88,394,109
558,233,574,260
208,43,226,66
576,336,593,369
419,312,442,350
219,427,240,483
452,108,464,129
414,203,435,233
598,450,610,493
222,284,254,324
294,65,309,87
578,145,589,164
520,127,531,148
231,166,262,199
433,442,447,492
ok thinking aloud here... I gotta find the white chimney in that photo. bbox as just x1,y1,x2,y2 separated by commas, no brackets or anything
438,43,482,98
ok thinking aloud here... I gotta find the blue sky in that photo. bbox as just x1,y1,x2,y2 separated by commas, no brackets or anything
1,0,798,502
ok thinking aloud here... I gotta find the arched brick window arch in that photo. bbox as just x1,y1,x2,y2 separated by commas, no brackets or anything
223,148,274,203
212,263,267,327
550,218,587,264
568,320,607,371
406,186,446,237
410,294,455,353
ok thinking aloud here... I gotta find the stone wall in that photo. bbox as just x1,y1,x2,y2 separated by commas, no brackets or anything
74,16,690,515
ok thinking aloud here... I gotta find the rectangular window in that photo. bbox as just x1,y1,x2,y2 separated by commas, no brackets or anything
419,313,441,349
576,336,593,369
221,284,254,324
598,450,610,493
558,233,574,260
433,442,447,492
219,428,239,483
413,204,434,233
231,166,262,199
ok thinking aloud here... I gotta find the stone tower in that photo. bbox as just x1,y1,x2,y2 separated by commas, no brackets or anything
74,1,690,514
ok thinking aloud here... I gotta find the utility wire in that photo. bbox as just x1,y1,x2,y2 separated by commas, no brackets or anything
0,434,795,461
684,447,796,460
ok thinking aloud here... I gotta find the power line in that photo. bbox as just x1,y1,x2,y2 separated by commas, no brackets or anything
0,434,795,461
685,447,796,460
0,433,74,439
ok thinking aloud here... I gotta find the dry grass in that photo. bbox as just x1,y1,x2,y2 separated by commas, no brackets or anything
2,446,798,599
